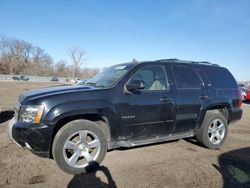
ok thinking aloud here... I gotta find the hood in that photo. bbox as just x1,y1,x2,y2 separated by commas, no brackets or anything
19,85,94,103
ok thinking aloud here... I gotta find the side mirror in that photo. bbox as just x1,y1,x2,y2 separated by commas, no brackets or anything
125,79,145,91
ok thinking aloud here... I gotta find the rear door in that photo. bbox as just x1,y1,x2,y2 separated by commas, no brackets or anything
171,64,207,133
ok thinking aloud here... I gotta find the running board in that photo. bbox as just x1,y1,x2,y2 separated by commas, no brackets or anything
116,131,195,148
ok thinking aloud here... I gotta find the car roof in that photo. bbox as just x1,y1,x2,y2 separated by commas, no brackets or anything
120,58,220,67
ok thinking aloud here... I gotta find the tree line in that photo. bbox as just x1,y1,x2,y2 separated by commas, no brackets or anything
0,36,99,79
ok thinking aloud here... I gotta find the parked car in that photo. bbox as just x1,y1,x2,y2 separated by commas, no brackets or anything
12,76,20,80
50,76,59,82
238,83,245,88
9,59,242,174
12,75,29,81
240,87,250,101
19,76,29,81
74,79,87,85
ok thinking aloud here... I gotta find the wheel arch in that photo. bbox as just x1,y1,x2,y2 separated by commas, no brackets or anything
49,113,111,159
207,105,230,121
197,102,232,131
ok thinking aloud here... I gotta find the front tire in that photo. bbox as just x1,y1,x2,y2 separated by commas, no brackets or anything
52,120,107,174
196,110,228,149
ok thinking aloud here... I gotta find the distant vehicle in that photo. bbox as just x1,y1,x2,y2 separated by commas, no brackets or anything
240,87,250,101
74,79,87,85
12,76,29,81
20,76,29,81
238,83,245,88
50,76,59,82
12,76,20,80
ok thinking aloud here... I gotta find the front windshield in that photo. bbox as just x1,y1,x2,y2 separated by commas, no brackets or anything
86,64,132,87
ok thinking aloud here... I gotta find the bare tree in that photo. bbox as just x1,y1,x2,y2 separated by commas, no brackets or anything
0,37,34,74
80,68,99,79
0,36,99,78
67,48,86,79
18,40,33,64
12,39,33,74
54,60,74,77
0,37,17,75
0,37,8,73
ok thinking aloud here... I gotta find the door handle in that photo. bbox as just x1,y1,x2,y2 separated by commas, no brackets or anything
160,97,171,103
199,95,209,100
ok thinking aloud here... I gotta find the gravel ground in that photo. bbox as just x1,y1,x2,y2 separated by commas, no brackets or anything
0,81,249,188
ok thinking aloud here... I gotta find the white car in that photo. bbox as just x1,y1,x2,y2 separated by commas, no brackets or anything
74,79,87,85
240,87,250,101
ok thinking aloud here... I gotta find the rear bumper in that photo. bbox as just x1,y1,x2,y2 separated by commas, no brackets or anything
229,108,243,124
8,118,52,158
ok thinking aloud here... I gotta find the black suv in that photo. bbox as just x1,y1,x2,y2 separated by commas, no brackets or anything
9,59,242,174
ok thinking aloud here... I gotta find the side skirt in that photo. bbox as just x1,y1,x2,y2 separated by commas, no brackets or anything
108,131,195,149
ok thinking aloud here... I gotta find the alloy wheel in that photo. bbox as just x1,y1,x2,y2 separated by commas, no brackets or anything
63,130,101,168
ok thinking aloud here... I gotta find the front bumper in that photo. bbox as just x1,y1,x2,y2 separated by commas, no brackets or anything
8,117,52,158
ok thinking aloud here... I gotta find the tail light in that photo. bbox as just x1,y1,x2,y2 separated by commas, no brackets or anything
238,89,242,108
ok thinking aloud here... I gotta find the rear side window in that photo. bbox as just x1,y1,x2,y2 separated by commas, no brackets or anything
172,65,201,89
201,66,237,89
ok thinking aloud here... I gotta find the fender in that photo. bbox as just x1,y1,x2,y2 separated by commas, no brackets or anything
196,96,232,130
44,99,116,140
46,99,115,122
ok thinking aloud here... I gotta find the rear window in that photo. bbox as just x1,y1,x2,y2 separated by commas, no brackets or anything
201,66,237,89
172,65,202,89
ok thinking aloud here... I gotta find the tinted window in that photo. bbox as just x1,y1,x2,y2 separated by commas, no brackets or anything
129,65,169,91
172,65,201,89
202,66,237,88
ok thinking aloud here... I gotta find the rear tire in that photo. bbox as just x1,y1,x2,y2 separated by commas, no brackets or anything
52,119,107,174
196,110,228,149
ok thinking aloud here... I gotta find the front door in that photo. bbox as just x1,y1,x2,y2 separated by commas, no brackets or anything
116,64,176,140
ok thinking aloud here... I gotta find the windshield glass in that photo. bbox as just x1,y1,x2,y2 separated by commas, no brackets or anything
86,64,133,87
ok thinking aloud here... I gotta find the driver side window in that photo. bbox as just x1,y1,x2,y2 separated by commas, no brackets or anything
129,65,169,91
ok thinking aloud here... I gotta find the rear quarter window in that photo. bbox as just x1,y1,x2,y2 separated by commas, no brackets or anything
201,66,237,89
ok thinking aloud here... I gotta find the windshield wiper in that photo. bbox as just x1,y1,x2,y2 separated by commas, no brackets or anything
95,85,106,88
85,82,96,86
85,82,106,88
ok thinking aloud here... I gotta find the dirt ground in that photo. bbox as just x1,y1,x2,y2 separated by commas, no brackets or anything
0,81,249,188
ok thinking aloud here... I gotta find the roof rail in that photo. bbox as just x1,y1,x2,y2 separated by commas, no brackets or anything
156,59,219,66
192,61,219,66
191,61,212,65
156,58,179,62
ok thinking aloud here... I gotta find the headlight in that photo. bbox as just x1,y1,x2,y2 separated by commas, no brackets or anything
19,105,44,123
